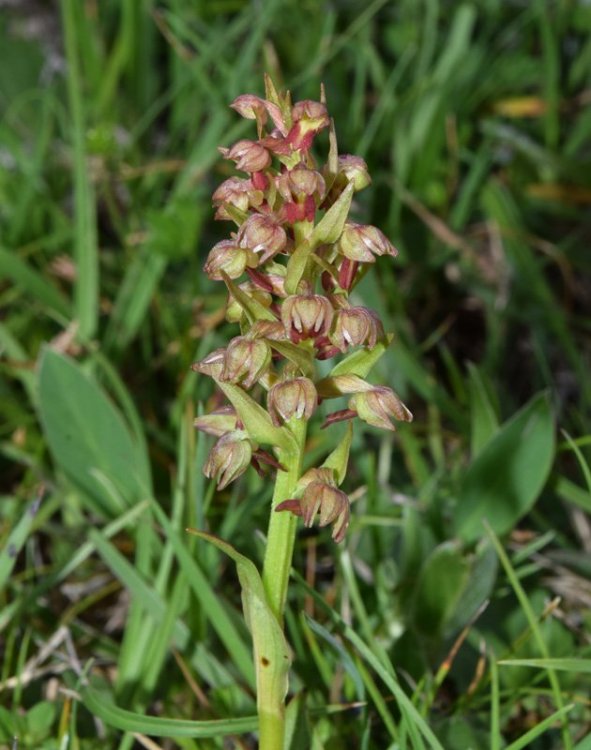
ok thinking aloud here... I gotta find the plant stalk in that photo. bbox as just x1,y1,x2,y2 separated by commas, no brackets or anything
258,417,307,749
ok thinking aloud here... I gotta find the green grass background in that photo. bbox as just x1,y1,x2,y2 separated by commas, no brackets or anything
1,1,590,748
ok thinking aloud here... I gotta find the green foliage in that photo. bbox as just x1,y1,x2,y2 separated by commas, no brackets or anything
1,0,590,748
455,392,555,542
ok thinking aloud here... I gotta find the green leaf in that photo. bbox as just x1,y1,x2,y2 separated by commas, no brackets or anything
411,542,470,638
454,392,555,543
504,705,574,750
82,686,257,737
284,238,312,296
499,658,591,674
151,502,255,687
0,496,42,591
284,183,355,295
446,541,498,633
309,181,354,246
0,247,70,317
216,380,294,450
268,340,314,377
467,363,498,456
329,335,392,378
38,350,152,517
187,530,292,728
222,271,277,323
321,423,353,485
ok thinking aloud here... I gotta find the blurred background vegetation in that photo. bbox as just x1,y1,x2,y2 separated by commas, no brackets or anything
1,0,590,748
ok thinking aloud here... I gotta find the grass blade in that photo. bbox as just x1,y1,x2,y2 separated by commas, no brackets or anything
81,686,257,737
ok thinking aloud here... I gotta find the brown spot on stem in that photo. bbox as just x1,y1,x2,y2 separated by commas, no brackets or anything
261,657,270,667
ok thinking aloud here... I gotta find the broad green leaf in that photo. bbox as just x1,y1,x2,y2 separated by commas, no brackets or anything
329,335,392,378
216,381,294,450
38,350,152,516
82,686,257,737
321,423,353,485
454,392,555,543
467,363,498,456
222,271,276,323
187,530,292,736
411,542,470,638
446,541,498,633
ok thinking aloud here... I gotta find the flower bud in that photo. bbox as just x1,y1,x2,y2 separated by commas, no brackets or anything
281,294,334,343
330,306,384,351
339,222,398,263
212,177,264,220
204,431,254,489
337,155,371,191
221,336,272,388
349,386,413,431
268,377,317,425
194,406,237,437
203,240,258,280
230,94,268,123
192,348,226,379
230,95,286,135
219,139,271,173
237,213,287,262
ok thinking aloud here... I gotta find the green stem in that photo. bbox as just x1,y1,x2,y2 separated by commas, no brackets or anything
258,417,307,748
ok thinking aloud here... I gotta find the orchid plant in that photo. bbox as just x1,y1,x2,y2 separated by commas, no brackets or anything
192,75,412,749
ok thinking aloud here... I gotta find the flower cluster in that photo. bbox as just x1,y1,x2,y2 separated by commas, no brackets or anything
194,76,412,543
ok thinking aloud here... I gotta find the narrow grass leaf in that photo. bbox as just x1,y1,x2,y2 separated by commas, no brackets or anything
152,503,255,687
0,247,70,317
486,523,573,750
0,495,41,591
60,0,99,340
504,705,574,750
499,658,591,674
81,687,257,737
